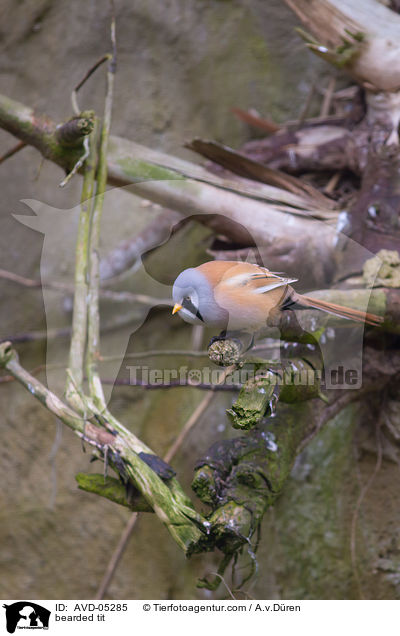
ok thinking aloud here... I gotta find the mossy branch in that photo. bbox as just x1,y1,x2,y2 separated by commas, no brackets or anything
85,46,115,412
55,111,96,147
0,341,206,553
0,95,93,172
191,394,363,587
65,121,99,410
75,473,153,512
0,34,210,554
227,358,321,431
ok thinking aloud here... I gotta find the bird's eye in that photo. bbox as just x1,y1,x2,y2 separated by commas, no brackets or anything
184,295,190,301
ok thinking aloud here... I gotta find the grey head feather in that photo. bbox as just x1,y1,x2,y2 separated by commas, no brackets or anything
172,268,228,327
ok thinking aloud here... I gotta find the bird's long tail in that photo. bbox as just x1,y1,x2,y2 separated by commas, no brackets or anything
295,293,384,327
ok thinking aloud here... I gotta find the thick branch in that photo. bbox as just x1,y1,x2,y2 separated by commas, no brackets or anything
285,0,400,92
55,111,95,147
0,93,336,253
191,399,340,556
0,95,88,171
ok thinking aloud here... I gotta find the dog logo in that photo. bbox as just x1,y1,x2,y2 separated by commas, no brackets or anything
3,602,50,633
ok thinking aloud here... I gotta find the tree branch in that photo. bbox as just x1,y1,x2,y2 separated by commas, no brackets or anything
0,93,336,254
0,341,206,553
285,0,400,92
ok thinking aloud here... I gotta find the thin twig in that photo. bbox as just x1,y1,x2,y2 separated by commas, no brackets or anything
320,76,336,118
0,364,46,384
164,365,236,463
65,121,98,409
350,397,385,599
86,12,116,411
72,55,110,115
296,82,316,129
0,266,171,305
296,390,363,455
0,351,211,384
0,268,48,288
207,573,236,600
59,136,90,187
4,326,72,344
0,140,27,165
95,511,139,600
118,349,209,360
323,170,342,195
2,310,162,345
101,377,241,390
34,157,45,182
92,5,140,599
231,108,280,133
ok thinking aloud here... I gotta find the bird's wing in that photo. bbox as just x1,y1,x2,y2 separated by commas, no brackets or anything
223,269,297,294
250,271,298,294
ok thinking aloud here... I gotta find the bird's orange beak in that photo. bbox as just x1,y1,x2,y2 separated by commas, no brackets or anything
172,303,182,315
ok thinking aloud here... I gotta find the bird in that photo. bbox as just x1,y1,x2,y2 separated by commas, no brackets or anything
171,260,383,333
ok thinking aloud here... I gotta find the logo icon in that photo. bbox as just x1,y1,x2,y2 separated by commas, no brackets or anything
2,602,51,633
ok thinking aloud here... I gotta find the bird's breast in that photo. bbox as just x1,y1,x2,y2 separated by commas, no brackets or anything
214,284,287,331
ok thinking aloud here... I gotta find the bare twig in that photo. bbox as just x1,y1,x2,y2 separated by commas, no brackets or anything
0,140,26,165
120,349,210,360
4,326,72,344
164,365,236,463
2,310,161,345
72,55,110,115
0,266,171,305
296,82,316,128
323,171,342,195
0,350,212,385
95,511,139,600
101,378,241,390
320,77,336,118
186,138,335,210
59,136,90,187
296,391,363,455
65,122,98,408
231,108,280,133
207,572,236,600
350,397,385,599
0,268,52,288
86,13,116,412
99,209,182,281
0,364,46,384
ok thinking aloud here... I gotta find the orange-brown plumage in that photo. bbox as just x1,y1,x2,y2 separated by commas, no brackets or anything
172,261,383,331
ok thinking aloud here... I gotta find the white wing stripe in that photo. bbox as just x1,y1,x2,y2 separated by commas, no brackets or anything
253,278,298,294
224,273,255,286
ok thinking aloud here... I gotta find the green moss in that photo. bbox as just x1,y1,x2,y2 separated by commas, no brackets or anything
257,404,359,599
116,157,185,183
363,250,400,289
261,402,312,491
